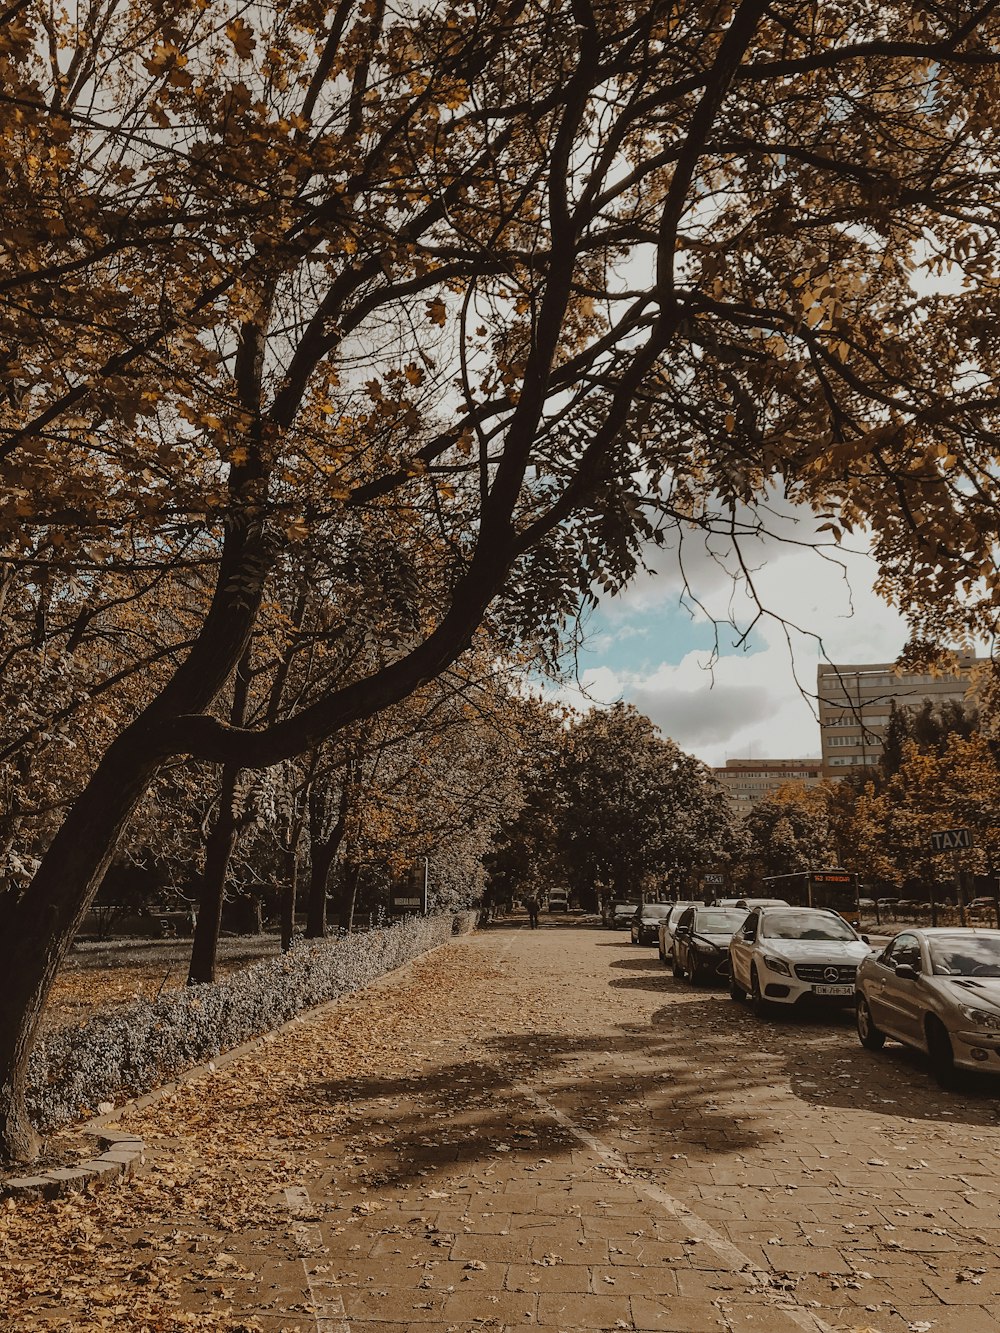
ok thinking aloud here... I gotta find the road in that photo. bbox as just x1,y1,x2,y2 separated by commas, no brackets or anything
6,916,1000,1332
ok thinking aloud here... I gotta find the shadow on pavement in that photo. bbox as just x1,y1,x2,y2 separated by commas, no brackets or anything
646,989,1000,1127
287,944,1000,1203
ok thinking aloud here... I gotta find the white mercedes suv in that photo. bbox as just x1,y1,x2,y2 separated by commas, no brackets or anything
729,906,872,1015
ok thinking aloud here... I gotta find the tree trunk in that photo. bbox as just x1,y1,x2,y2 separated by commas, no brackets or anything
188,648,252,985
187,762,242,985
0,511,271,1165
280,843,299,952
304,840,334,939
336,859,362,935
304,763,352,939
0,730,163,1162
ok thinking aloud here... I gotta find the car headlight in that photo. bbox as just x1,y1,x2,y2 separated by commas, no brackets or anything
958,1005,1000,1033
761,955,791,976
693,940,717,954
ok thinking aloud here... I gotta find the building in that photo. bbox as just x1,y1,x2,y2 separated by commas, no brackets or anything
817,655,981,779
713,758,824,819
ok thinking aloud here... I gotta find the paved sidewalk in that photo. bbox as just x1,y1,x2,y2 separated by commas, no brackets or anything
6,919,1000,1332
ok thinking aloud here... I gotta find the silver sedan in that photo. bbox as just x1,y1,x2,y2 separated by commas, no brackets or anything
855,927,1000,1085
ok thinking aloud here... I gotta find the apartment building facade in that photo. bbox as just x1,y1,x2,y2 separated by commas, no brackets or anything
817,655,980,779
713,757,824,820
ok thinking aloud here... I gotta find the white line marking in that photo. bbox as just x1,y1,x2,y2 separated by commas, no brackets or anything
285,1185,351,1333
517,1086,836,1333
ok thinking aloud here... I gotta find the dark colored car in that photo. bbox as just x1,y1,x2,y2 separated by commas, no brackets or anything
630,901,673,945
610,902,638,930
672,906,749,983
657,902,702,964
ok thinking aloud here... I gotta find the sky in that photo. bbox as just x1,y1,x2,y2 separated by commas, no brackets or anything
551,493,913,769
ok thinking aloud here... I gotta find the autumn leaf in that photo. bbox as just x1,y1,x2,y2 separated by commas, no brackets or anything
225,18,255,60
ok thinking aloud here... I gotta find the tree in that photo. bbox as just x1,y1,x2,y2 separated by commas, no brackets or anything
879,698,980,784
549,704,734,904
741,784,837,884
6,1,1000,1161
838,734,1000,893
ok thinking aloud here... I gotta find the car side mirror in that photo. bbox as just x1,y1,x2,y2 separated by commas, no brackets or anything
675,925,690,936
894,963,919,981
861,934,870,945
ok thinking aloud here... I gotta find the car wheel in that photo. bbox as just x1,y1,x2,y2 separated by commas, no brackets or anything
856,996,886,1051
658,943,666,963
926,1016,957,1088
671,953,683,979
687,959,703,985
729,972,745,1002
749,966,771,1018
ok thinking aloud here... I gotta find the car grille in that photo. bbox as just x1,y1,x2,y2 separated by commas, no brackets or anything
793,963,858,983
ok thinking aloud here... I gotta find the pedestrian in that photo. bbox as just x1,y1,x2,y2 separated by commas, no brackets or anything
525,893,540,928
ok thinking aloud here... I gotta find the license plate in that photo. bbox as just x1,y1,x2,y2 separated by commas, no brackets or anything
813,983,853,996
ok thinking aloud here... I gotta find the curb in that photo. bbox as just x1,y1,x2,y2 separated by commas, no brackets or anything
1,1127,145,1200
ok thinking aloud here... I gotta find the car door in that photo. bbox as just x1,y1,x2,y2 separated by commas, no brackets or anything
730,911,759,989
673,907,695,973
874,933,924,1042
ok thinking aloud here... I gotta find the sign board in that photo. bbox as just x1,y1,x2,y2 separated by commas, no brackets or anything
810,871,854,885
930,828,973,853
704,873,725,885
389,864,428,916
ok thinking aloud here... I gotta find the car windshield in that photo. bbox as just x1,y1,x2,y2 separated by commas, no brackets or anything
929,935,1000,977
694,909,747,933
759,911,857,942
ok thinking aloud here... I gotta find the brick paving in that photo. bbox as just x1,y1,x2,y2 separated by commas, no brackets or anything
9,917,1000,1332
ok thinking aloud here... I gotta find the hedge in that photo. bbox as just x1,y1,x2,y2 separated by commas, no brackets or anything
28,911,477,1132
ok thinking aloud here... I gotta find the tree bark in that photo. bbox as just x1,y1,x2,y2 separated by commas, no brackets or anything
187,648,252,985
279,843,299,952
187,763,241,985
336,859,362,935
304,766,352,939
0,729,164,1162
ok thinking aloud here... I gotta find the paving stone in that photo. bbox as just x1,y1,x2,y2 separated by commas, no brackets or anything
535,1290,632,1326
442,1288,538,1321
450,1233,538,1263
723,1305,806,1333
629,1294,728,1330
884,1305,1000,1333
343,1286,450,1320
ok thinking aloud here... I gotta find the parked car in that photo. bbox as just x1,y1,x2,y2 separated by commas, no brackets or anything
969,897,998,919
631,901,673,945
548,888,569,912
656,901,701,964
729,906,872,1014
855,927,1000,1085
610,901,638,930
672,906,750,984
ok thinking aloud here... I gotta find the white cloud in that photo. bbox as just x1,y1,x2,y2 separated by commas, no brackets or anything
551,520,919,766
